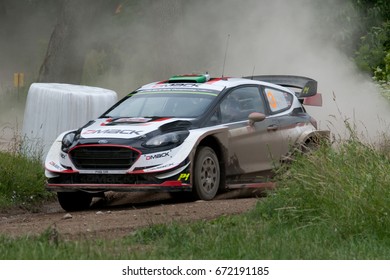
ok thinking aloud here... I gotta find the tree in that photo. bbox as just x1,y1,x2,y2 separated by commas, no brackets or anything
351,0,390,80
0,0,59,85
38,0,119,84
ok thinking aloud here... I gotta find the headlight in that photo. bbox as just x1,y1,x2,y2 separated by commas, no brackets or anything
144,131,189,147
62,131,76,150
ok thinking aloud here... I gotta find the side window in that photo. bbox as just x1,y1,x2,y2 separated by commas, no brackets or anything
220,86,265,123
264,88,293,113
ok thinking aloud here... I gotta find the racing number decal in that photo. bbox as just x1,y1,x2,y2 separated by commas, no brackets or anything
267,90,278,109
178,173,190,181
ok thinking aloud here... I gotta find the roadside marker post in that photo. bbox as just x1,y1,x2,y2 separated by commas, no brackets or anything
13,72,24,100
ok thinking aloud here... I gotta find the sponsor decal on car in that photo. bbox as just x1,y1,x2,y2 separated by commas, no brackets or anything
82,129,143,135
146,162,175,171
114,117,152,123
145,152,170,160
78,174,136,184
49,161,65,171
178,173,190,181
152,83,200,88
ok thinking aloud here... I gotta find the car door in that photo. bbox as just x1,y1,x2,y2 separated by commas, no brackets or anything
217,85,283,176
263,86,303,159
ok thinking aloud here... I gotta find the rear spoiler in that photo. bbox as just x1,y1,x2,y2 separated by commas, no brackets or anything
243,75,318,98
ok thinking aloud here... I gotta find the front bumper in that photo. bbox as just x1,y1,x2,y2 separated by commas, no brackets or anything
46,162,192,193
45,136,195,193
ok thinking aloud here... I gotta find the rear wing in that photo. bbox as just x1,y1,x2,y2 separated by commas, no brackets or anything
243,75,318,98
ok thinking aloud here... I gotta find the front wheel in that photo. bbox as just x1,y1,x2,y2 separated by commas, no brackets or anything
193,146,220,200
57,191,92,212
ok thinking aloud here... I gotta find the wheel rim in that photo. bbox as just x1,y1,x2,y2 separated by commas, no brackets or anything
199,156,218,193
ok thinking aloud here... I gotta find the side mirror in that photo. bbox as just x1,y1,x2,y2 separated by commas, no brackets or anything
248,112,266,126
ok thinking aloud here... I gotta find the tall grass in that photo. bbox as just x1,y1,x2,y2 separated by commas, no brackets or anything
0,151,52,209
260,138,390,238
0,86,51,210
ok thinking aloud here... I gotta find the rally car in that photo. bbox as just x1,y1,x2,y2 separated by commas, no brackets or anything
45,74,329,211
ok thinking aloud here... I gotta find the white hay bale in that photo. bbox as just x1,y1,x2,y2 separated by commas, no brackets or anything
22,83,118,160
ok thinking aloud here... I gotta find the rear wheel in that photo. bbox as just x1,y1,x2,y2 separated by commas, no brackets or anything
57,191,92,212
193,146,220,200
301,139,319,154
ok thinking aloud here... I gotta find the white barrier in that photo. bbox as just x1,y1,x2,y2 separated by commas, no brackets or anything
22,83,118,160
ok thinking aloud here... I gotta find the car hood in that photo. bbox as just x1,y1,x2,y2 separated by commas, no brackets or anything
79,117,191,139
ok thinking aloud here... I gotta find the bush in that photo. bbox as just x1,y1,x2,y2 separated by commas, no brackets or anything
355,21,390,81
374,51,390,82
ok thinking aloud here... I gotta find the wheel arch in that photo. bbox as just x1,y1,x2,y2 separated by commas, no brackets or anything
298,130,330,151
194,135,227,190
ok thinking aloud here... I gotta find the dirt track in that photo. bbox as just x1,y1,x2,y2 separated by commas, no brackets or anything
0,190,263,240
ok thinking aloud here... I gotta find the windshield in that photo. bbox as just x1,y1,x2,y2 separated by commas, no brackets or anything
103,90,217,118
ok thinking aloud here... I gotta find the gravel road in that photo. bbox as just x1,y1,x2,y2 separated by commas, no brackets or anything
0,189,263,240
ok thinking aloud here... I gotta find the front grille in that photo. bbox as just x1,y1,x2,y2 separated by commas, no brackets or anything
69,145,140,170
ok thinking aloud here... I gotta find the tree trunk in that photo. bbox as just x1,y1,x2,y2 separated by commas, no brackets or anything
37,0,119,84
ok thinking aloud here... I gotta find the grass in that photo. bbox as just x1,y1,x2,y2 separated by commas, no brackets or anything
0,151,53,210
1,133,390,259
266,140,390,237
0,86,52,210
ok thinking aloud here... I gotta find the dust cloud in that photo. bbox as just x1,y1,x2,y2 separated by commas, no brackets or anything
1,0,389,149
104,0,390,142
0,1,57,150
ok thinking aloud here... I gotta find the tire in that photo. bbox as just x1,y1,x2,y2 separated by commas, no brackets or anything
57,191,92,212
301,140,318,154
193,146,221,200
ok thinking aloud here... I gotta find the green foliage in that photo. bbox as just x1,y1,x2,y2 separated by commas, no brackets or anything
355,21,390,81
351,0,390,23
0,151,52,209
349,0,390,81
374,51,390,82
377,78,390,101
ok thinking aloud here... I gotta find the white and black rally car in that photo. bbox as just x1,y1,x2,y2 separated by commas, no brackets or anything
45,74,329,211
